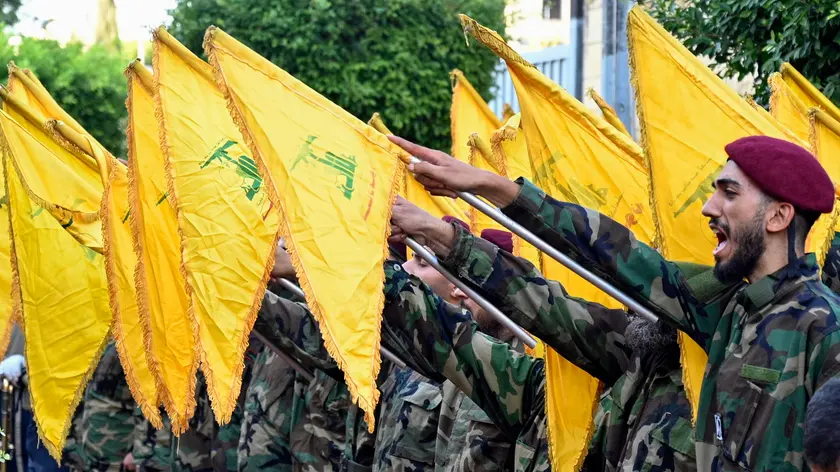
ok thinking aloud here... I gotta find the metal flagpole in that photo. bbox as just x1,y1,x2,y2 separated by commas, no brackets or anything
408,156,659,324
251,330,315,382
276,278,409,369
404,238,538,348
453,192,658,323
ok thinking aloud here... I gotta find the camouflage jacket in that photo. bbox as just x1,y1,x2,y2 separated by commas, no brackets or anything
254,291,375,472
80,342,137,471
502,178,840,471
131,375,216,472
821,232,840,293
238,346,296,471
257,284,532,472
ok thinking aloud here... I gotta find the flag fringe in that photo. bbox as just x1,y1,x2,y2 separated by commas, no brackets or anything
205,26,407,430
97,138,163,429
124,64,171,430
627,9,666,257
151,34,200,435
2,138,112,459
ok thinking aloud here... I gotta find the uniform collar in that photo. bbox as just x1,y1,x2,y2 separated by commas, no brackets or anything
739,253,819,314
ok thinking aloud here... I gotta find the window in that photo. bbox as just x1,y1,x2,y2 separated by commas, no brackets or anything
543,0,561,19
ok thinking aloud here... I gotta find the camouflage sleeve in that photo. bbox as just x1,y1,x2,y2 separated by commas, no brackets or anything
257,286,445,383
254,291,344,379
381,262,545,436
821,232,840,293
808,329,840,392
440,223,631,384
500,178,718,346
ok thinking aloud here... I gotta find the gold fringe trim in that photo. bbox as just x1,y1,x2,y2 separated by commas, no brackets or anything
2,139,112,460
677,332,700,424
205,26,405,430
151,36,200,435
586,88,632,138
780,62,840,123
95,127,163,428
177,26,280,428
459,15,536,69
627,7,666,255
124,64,170,429
4,133,100,225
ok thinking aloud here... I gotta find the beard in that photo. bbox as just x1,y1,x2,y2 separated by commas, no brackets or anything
712,211,767,283
625,315,678,356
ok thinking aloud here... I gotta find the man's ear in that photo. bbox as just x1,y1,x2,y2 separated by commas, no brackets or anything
766,201,796,235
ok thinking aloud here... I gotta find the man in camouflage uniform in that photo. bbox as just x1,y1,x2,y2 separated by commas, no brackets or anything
393,134,840,471
78,341,137,471
389,197,743,471
258,238,521,472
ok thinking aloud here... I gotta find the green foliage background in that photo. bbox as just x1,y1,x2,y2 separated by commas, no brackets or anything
646,0,840,107
168,0,507,152
0,32,130,157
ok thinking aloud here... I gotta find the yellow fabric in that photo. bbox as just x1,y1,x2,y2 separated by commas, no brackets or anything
2,84,103,251
1,109,110,459
125,62,196,432
626,6,832,421
154,27,280,428
587,88,632,137
461,15,655,470
808,110,840,255
769,73,811,143
766,73,839,263
205,27,405,430
0,152,13,355
780,63,840,123
89,135,162,428
488,113,542,267
368,113,469,224
451,70,507,236
7,68,160,427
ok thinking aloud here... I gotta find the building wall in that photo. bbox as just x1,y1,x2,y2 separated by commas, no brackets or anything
506,0,572,52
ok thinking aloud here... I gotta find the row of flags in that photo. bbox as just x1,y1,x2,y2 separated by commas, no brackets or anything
0,6,838,471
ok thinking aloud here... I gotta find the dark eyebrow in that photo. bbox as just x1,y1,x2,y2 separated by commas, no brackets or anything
712,177,741,190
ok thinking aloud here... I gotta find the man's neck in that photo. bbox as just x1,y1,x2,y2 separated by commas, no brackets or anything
748,246,805,282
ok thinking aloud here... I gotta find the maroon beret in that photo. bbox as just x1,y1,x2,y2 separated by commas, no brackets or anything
442,215,470,231
481,229,514,253
725,136,835,214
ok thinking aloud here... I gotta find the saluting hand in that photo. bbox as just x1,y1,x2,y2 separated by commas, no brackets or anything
389,196,456,257
270,239,296,280
388,135,520,208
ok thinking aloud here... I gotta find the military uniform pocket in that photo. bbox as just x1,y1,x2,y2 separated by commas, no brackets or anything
722,380,793,470
386,382,442,465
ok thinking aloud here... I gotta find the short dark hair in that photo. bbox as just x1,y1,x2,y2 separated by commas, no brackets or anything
805,377,840,469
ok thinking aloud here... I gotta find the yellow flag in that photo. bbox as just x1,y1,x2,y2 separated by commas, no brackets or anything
462,15,656,470
369,113,468,223
0,85,102,251
1,109,110,459
0,154,12,355
481,113,542,266
587,88,632,137
87,133,162,428
451,69,509,236
154,27,279,427
780,63,840,123
502,103,516,121
626,5,837,420
125,60,195,431
7,67,161,427
204,26,405,429
809,109,840,243
769,73,811,142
